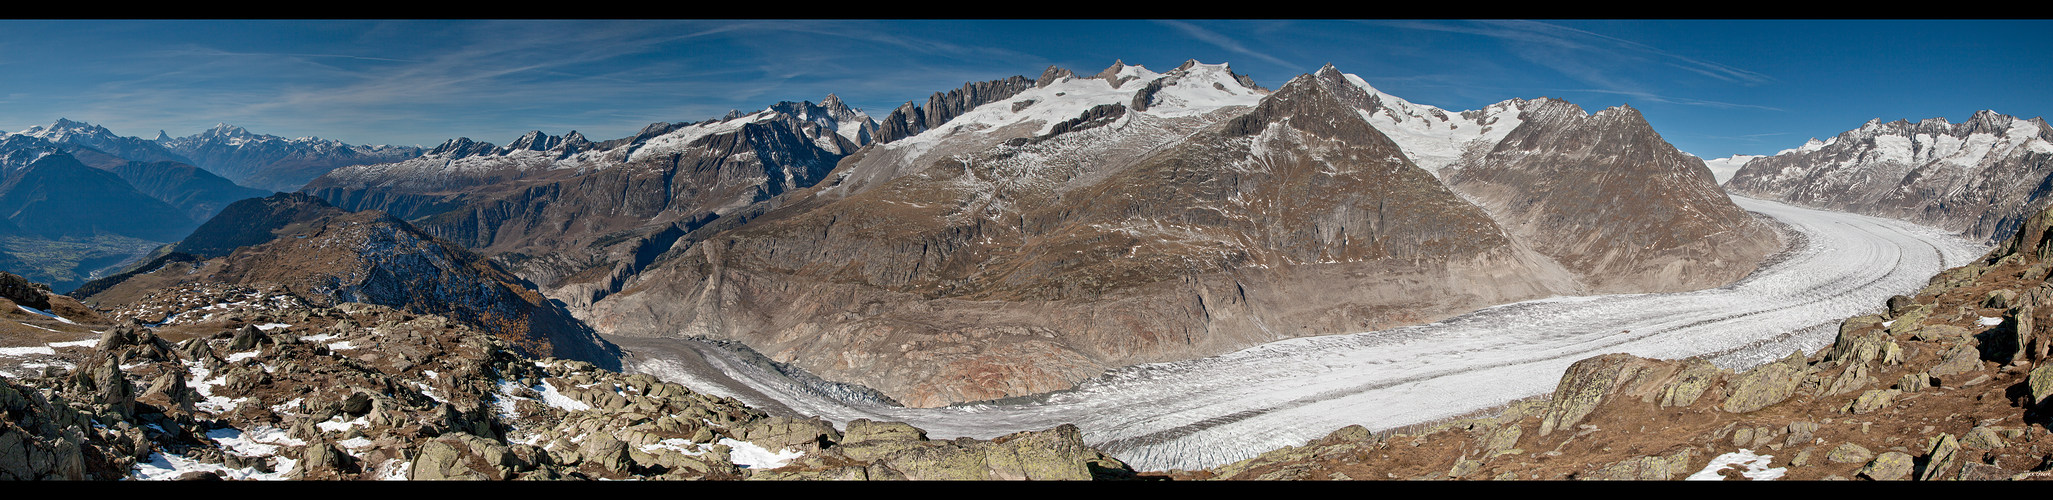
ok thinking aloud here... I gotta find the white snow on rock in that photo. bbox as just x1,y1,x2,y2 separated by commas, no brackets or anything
315,415,367,433
207,425,304,458
131,451,290,480
718,438,803,469
1338,72,1530,175
1687,449,1785,480
1981,316,2005,326
536,380,592,412
254,323,292,331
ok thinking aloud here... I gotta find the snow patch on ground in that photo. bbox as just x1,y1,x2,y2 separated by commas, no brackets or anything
0,346,55,356
316,415,368,433
1687,449,1785,480
47,339,97,348
254,323,292,331
131,451,289,480
16,305,76,324
536,380,592,412
720,438,803,469
226,351,261,363
1980,316,2004,326
208,425,304,458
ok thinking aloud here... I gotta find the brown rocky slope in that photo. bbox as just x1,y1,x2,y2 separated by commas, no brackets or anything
588,66,1587,408
1181,202,2053,481
74,193,620,369
0,280,1134,480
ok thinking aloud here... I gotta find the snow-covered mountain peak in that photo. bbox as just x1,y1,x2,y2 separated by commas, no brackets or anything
1089,60,1158,89
623,108,785,163
1134,60,1269,118
1699,153,1763,184
1781,138,1828,156
21,118,116,142
1035,65,1078,87
1320,69,1536,174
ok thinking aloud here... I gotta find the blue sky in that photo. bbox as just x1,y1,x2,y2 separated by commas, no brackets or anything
1,20,2046,160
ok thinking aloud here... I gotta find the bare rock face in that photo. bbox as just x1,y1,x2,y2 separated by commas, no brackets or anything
1444,100,1784,294
874,76,1037,144
1726,110,2053,242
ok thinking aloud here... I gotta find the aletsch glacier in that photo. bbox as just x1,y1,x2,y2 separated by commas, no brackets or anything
623,195,1985,471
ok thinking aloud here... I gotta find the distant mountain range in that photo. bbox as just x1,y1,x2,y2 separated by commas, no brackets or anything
1725,110,2053,241
0,118,438,291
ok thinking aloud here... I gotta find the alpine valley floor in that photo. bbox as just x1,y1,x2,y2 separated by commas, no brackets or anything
618,195,1989,472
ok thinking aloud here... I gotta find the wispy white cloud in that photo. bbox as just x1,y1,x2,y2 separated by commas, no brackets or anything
1371,20,1776,91
1158,20,1297,70
1565,88,1784,112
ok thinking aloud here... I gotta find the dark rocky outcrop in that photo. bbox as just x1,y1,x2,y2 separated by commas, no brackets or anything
873,76,1036,144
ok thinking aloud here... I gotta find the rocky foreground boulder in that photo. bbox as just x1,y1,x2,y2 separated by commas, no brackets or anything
0,283,1136,480
1180,203,2053,481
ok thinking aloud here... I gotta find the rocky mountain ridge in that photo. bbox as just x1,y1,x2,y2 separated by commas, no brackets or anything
1726,110,2053,242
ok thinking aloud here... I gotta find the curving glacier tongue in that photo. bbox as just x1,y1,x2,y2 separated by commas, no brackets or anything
624,196,1984,472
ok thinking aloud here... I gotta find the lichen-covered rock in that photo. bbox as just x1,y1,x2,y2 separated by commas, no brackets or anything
1659,358,1722,408
1857,451,1914,480
410,437,491,480
1914,324,1970,343
1580,448,1694,480
1919,433,1961,481
2029,364,2053,405
1930,344,1985,377
737,416,842,453
1479,423,1522,456
857,424,1105,480
1962,426,2006,450
1987,289,2019,309
1889,306,1931,335
1846,389,1900,414
1539,354,1679,435
1827,442,1873,464
1824,360,1877,396
1784,421,1819,447
1720,361,1805,414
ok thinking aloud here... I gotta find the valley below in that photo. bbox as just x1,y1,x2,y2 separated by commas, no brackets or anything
616,195,1988,472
